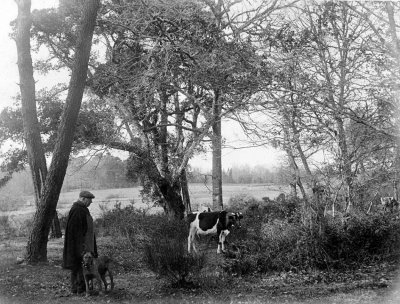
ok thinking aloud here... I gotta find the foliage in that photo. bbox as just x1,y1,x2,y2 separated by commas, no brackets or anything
0,195,26,212
93,203,155,271
95,203,206,284
0,216,16,239
221,196,400,276
227,193,259,212
62,154,132,191
144,217,206,287
324,212,400,264
3,195,400,281
2,0,399,219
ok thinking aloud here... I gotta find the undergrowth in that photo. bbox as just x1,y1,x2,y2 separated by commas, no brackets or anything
92,196,400,282
6,195,400,286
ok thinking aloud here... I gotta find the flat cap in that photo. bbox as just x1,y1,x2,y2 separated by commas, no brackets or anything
79,190,95,199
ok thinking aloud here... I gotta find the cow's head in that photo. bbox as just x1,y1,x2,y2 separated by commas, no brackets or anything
229,212,243,228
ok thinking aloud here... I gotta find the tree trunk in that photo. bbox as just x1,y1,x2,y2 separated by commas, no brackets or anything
50,213,62,238
335,117,353,212
25,0,100,263
180,169,191,215
15,0,62,239
212,90,223,210
158,179,185,220
386,2,400,202
159,89,170,177
15,0,47,202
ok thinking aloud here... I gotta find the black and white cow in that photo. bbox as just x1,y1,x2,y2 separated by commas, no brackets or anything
187,210,243,254
381,197,399,213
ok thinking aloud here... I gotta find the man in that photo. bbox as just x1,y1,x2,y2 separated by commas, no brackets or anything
62,190,98,295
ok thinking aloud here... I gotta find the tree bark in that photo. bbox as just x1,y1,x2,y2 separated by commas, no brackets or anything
15,0,47,203
180,169,191,214
15,0,62,239
159,89,170,177
386,2,400,201
335,116,353,212
25,0,100,263
212,90,223,210
158,178,185,220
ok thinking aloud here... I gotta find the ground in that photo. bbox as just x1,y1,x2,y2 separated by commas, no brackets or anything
1,237,400,304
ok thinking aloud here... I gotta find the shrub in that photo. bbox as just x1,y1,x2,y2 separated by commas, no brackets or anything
261,197,300,221
0,215,16,239
17,217,34,237
228,194,259,212
222,198,400,275
144,217,206,287
95,202,151,244
95,198,400,279
0,196,25,212
323,212,400,265
96,204,207,277
221,202,303,274
94,203,159,271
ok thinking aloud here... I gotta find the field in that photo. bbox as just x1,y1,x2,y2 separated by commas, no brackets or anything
1,183,285,228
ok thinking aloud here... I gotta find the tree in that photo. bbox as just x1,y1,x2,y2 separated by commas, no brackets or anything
345,2,400,200
202,0,297,210
15,0,100,263
230,1,400,223
20,0,263,219
15,0,64,239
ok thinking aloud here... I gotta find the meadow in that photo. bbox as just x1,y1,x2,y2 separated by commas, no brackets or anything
1,183,283,217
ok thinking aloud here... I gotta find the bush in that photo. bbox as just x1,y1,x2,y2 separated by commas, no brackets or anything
94,203,160,271
324,212,400,265
0,195,25,212
222,198,400,275
228,194,259,212
144,217,206,287
95,198,400,279
96,204,207,278
0,215,16,239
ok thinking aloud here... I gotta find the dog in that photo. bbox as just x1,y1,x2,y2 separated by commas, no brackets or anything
81,252,114,296
97,255,114,292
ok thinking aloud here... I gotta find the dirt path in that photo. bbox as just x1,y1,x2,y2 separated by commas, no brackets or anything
1,237,400,304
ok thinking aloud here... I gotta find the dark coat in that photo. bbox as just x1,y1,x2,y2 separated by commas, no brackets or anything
62,201,97,270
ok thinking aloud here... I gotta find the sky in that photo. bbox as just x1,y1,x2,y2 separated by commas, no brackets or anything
0,0,283,171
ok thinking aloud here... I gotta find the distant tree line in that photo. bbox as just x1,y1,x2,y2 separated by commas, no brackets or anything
62,154,133,191
1,154,285,197
188,165,284,185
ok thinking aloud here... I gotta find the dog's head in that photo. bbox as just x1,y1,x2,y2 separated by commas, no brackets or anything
82,251,95,269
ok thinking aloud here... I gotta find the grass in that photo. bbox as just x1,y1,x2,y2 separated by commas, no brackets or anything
0,236,399,304
1,183,287,222
1,183,400,304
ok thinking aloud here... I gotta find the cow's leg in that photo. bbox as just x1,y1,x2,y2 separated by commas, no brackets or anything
220,230,230,252
188,233,191,253
188,227,197,253
217,229,223,254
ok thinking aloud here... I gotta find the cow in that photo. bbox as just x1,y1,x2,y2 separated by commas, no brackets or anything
187,210,243,254
381,197,399,213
